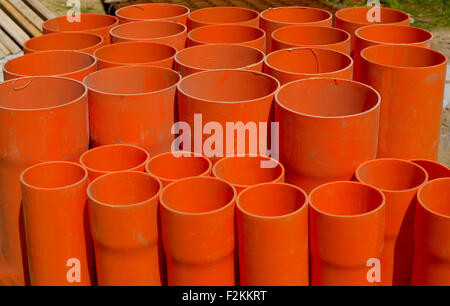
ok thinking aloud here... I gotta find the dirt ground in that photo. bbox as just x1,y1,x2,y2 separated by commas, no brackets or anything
37,0,450,166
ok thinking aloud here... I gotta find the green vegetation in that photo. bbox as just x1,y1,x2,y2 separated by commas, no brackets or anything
323,0,449,29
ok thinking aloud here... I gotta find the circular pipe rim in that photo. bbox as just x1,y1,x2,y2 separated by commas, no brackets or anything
43,14,119,32
355,24,433,46
87,171,163,208
20,161,88,191
110,20,187,42
174,44,264,72
23,32,104,53
187,24,265,46
115,3,190,23
355,158,429,193
264,47,353,77
275,77,381,119
260,6,332,26
360,44,448,70
188,6,260,27
417,177,450,219
145,151,213,183
93,41,177,67
0,76,87,112
3,50,97,79
335,6,410,27
159,176,237,216
308,181,386,219
79,144,150,177
212,154,285,190
177,69,280,105
236,182,308,220
83,65,181,97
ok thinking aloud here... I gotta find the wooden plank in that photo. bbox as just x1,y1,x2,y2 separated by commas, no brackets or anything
0,27,20,53
8,0,44,31
0,8,30,46
0,0,42,37
0,39,11,56
24,0,55,20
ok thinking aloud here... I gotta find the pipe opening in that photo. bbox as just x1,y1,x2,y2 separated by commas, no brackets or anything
310,182,384,216
44,14,118,31
362,45,446,68
21,162,86,189
356,159,428,191
4,51,95,77
111,20,185,40
273,25,349,46
84,66,180,95
89,172,161,206
95,42,176,65
188,24,263,44
336,7,409,24
147,152,211,181
179,70,279,102
25,32,102,52
117,3,189,20
80,145,149,173
176,44,263,70
276,78,379,117
161,177,235,213
213,156,283,187
262,7,331,23
189,7,258,24
418,178,450,217
266,48,352,74
238,183,306,217
411,159,450,181
357,25,432,44
0,77,85,110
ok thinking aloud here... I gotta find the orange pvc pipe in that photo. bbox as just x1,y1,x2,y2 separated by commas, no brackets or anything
3,50,97,82
42,14,119,44
309,181,385,286
177,70,280,164
271,25,351,55
174,44,264,77
213,155,285,194
359,45,447,160
0,77,89,285
160,176,237,285
110,20,187,51
411,159,450,181
260,6,332,53
145,151,212,187
115,3,190,25
264,47,353,85
83,66,180,155
354,24,433,81
355,158,428,285
187,24,265,53
94,41,176,70
275,78,380,193
237,183,308,285
20,161,94,286
88,171,163,285
187,7,260,31
335,6,410,54
80,144,150,181
412,178,450,285
23,32,104,55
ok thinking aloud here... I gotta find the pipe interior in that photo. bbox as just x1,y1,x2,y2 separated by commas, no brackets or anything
0,78,85,109
357,159,427,191
45,15,117,31
358,25,432,44
411,160,450,181
148,153,210,180
419,179,450,216
85,66,179,94
26,33,102,51
112,21,184,39
118,4,188,19
239,184,306,217
267,48,351,74
22,163,86,189
277,78,378,116
179,70,278,102
96,43,175,64
190,7,258,23
310,182,384,216
214,156,282,186
189,25,263,43
262,7,330,23
337,7,409,24
274,26,348,45
82,146,148,172
89,172,160,206
162,178,235,213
